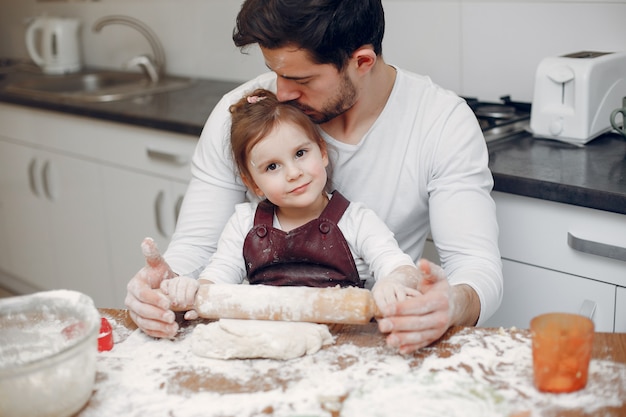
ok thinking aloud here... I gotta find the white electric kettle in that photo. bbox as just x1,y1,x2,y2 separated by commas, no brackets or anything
26,16,82,74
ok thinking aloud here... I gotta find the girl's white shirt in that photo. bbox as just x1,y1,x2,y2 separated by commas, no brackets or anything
198,194,416,289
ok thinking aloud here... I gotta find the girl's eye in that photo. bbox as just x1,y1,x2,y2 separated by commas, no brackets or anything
266,163,277,171
295,149,307,158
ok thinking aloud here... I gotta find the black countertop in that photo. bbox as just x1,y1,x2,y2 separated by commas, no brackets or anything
0,70,241,136
488,132,626,215
1,71,625,215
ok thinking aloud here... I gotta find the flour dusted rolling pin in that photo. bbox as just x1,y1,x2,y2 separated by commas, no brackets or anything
170,284,381,325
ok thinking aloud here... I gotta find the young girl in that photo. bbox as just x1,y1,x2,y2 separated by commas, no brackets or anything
161,89,421,317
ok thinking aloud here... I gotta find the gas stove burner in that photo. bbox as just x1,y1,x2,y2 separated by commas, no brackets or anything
475,104,516,120
478,119,491,130
464,95,531,143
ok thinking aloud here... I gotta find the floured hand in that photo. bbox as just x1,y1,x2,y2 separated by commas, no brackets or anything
376,259,454,353
371,265,421,308
160,276,200,320
125,237,178,338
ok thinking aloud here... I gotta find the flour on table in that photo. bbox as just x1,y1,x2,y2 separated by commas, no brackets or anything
191,319,334,360
87,317,626,417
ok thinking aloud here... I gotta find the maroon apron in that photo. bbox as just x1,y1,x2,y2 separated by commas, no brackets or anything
243,191,361,288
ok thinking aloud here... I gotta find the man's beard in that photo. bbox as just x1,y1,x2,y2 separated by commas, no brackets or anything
289,72,357,124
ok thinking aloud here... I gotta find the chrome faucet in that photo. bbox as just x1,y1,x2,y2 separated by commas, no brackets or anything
92,15,165,83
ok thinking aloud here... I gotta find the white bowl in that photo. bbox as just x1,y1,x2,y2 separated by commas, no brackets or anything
0,290,100,417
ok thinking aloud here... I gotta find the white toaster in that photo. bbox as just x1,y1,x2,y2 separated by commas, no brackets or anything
530,51,626,145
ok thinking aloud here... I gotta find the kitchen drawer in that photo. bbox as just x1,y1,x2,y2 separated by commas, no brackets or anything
93,120,197,182
493,191,626,287
0,103,197,182
0,103,103,158
482,259,615,332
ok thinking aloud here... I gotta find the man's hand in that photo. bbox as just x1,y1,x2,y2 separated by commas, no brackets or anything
125,237,179,338
376,259,455,354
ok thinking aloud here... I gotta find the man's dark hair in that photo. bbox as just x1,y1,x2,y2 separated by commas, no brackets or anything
233,0,385,71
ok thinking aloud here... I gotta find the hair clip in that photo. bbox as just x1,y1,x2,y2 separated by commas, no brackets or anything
247,95,266,104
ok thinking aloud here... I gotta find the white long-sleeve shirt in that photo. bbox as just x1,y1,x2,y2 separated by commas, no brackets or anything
198,195,416,288
164,67,503,324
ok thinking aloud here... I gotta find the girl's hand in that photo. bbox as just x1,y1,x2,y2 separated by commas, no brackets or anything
160,276,200,320
371,265,421,309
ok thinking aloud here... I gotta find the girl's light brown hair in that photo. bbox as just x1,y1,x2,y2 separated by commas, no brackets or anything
229,88,326,183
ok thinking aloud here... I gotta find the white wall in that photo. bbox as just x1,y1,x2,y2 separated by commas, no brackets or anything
1,0,625,102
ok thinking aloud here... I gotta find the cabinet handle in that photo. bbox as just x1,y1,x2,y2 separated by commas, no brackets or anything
146,148,189,166
578,299,597,320
567,232,626,262
174,195,184,224
28,158,41,197
154,190,167,238
42,160,57,201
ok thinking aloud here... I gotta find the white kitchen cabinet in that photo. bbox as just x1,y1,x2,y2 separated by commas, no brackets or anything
484,191,626,332
0,103,196,307
616,286,626,333
94,111,196,305
426,227,618,332
0,140,56,285
43,151,113,303
483,259,616,332
102,166,188,301
378,183,624,332
0,137,113,305
493,192,626,287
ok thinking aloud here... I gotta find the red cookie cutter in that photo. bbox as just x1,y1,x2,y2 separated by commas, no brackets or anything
98,317,114,352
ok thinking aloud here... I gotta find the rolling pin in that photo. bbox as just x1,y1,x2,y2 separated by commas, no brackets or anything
169,284,381,325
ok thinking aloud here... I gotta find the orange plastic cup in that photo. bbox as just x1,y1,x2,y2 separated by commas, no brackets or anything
530,312,594,393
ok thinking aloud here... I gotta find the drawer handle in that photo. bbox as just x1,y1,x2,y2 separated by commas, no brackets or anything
28,158,41,197
567,232,626,262
42,160,57,201
154,190,168,238
146,148,189,166
174,195,184,224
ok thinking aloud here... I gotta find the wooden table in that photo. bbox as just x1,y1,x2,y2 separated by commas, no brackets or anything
81,309,626,417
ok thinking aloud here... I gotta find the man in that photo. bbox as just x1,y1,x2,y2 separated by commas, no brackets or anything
126,0,502,354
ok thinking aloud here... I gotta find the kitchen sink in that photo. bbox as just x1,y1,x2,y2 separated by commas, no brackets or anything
3,70,193,102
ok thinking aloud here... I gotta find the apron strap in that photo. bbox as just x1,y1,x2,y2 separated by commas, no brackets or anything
253,190,350,226
320,191,350,223
253,198,275,226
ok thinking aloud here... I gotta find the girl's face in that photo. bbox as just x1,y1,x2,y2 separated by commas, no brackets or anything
245,122,328,210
